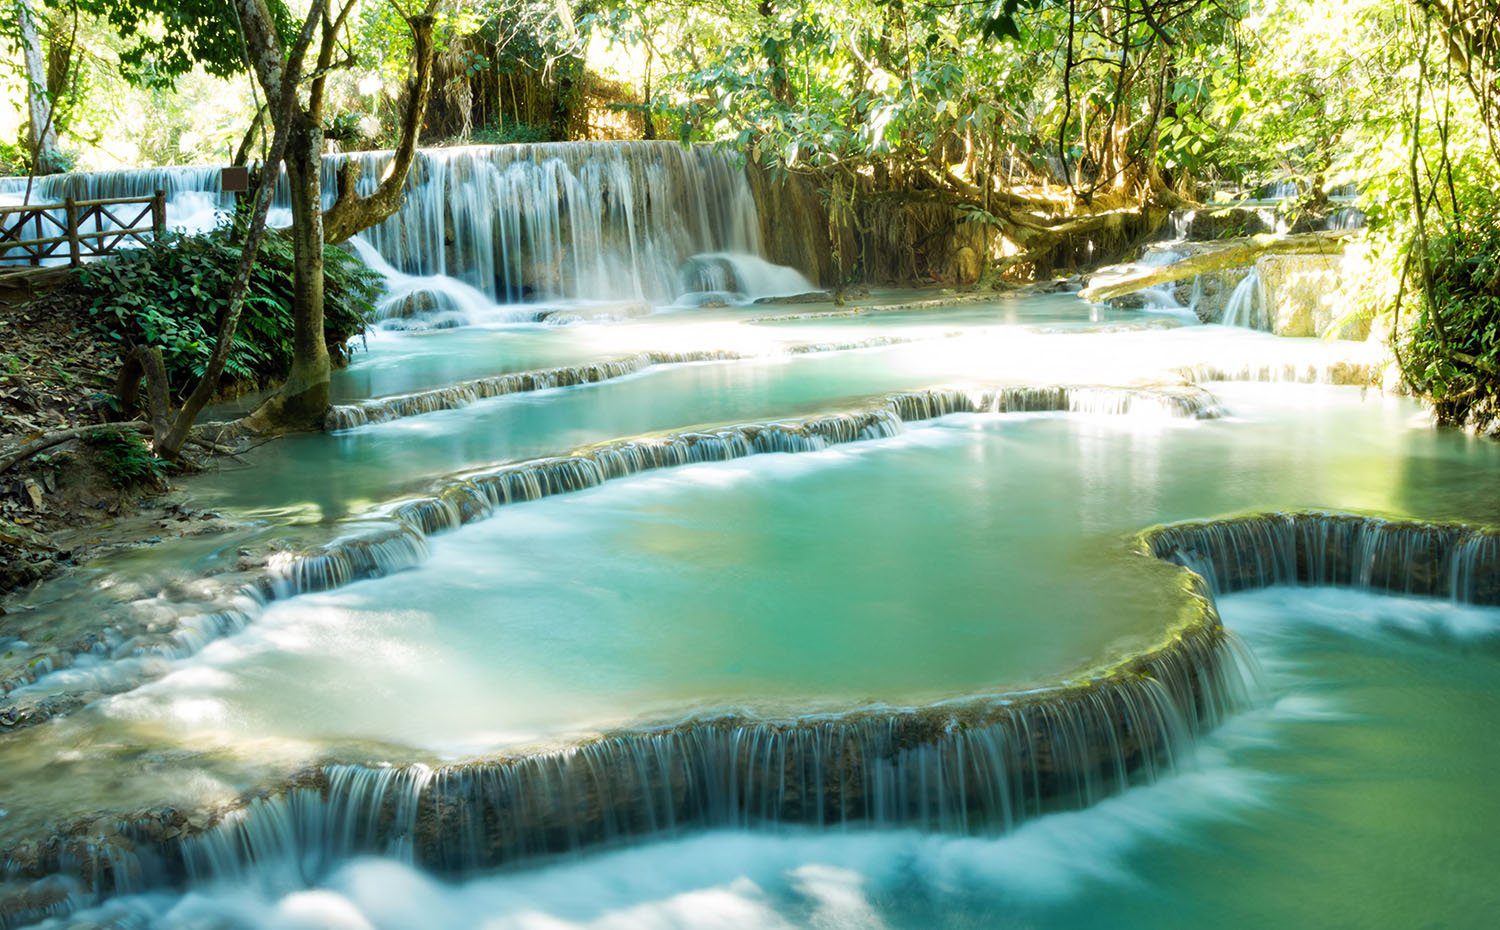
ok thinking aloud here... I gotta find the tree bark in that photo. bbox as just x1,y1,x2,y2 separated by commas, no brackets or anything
244,3,436,432
323,14,438,245
16,0,63,175
142,0,323,454
246,116,332,430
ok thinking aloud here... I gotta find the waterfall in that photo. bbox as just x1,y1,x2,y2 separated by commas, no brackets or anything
13,509,1494,914
1220,268,1266,330
1143,512,1500,605
10,610,1246,908
1324,205,1366,231
1134,248,1187,309
1259,180,1299,201
2,142,814,309
326,142,812,305
185,630,1240,882
0,384,1220,713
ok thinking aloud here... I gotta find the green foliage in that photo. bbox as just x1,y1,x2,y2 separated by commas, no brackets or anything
470,117,552,146
77,229,379,397
1401,194,1500,429
72,0,296,86
83,429,167,488
325,110,368,146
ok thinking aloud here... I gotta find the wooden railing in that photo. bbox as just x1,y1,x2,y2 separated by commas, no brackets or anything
0,190,167,267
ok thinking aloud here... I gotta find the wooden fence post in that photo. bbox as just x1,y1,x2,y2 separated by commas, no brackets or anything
64,197,81,266
152,190,167,239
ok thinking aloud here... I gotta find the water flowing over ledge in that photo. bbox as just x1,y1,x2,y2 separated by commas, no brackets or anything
0,576,1241,922
325,350,747,430
1,384,1216,718
285,384,1218,594
1142,511,1499,604
324,334,964,431
6,508,1496,923
1173,359,1373,387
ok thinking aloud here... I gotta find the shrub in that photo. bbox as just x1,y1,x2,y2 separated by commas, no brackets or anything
470,118,552,145
1399,193,1500,433
83,429,168,488
78,228,379,398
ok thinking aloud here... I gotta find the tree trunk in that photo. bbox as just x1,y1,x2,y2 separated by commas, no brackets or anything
245,6,435,433
16,0,63,175
251,118,332,430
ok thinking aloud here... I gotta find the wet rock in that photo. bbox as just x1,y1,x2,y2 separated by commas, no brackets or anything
1178,206,1273,240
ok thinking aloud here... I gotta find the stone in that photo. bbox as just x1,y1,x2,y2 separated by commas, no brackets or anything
1256,253,1367,339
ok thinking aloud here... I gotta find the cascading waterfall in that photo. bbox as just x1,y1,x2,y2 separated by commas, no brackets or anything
1173,360,1372,386
330,142,813,305
1133,248,1188,310
1259,180,1299,201
326,350,748,430
1143,512,1500,604
323,333,967,430
5,600,1246,910
1324,205,1367,231
2,142,815,310
1220,267,1267,330
192,623,1240,874
8,509,1496,919
0,384,1220,713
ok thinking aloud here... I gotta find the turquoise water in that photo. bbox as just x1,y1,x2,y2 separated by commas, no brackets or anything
15,381,1491,779
1,291,1495,928
32,588,1500,928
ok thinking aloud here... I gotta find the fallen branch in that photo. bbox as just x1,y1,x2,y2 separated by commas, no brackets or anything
0,422,151,474
1079,230,1353,302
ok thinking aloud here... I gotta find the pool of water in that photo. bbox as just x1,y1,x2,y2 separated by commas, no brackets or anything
187,319,1375,524
33,587,1500,929
2,373,1494,853
0,280,1492,928
86,385,1499,756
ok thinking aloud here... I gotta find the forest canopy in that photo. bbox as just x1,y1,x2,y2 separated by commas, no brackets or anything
1,0,1497,431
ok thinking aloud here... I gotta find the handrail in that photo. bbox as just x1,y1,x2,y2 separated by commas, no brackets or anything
0,190,167,267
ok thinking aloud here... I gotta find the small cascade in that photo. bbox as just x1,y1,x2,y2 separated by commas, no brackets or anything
0,383,1219,714
1173,360,1373,387
1220,268,1267,330
1258,180,1299,201
1169,209,1195,241
1144,512,1500,604
325,350,747,430
675,252,818,305
1324,205,1366,231
11,612,1244,907
179,764,434,890
262,526,430,599
1133,249,1188,309
345,237,525,329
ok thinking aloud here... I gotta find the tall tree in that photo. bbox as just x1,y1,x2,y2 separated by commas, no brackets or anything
235,0,437,431
15,0,64,174
78,0,438,432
